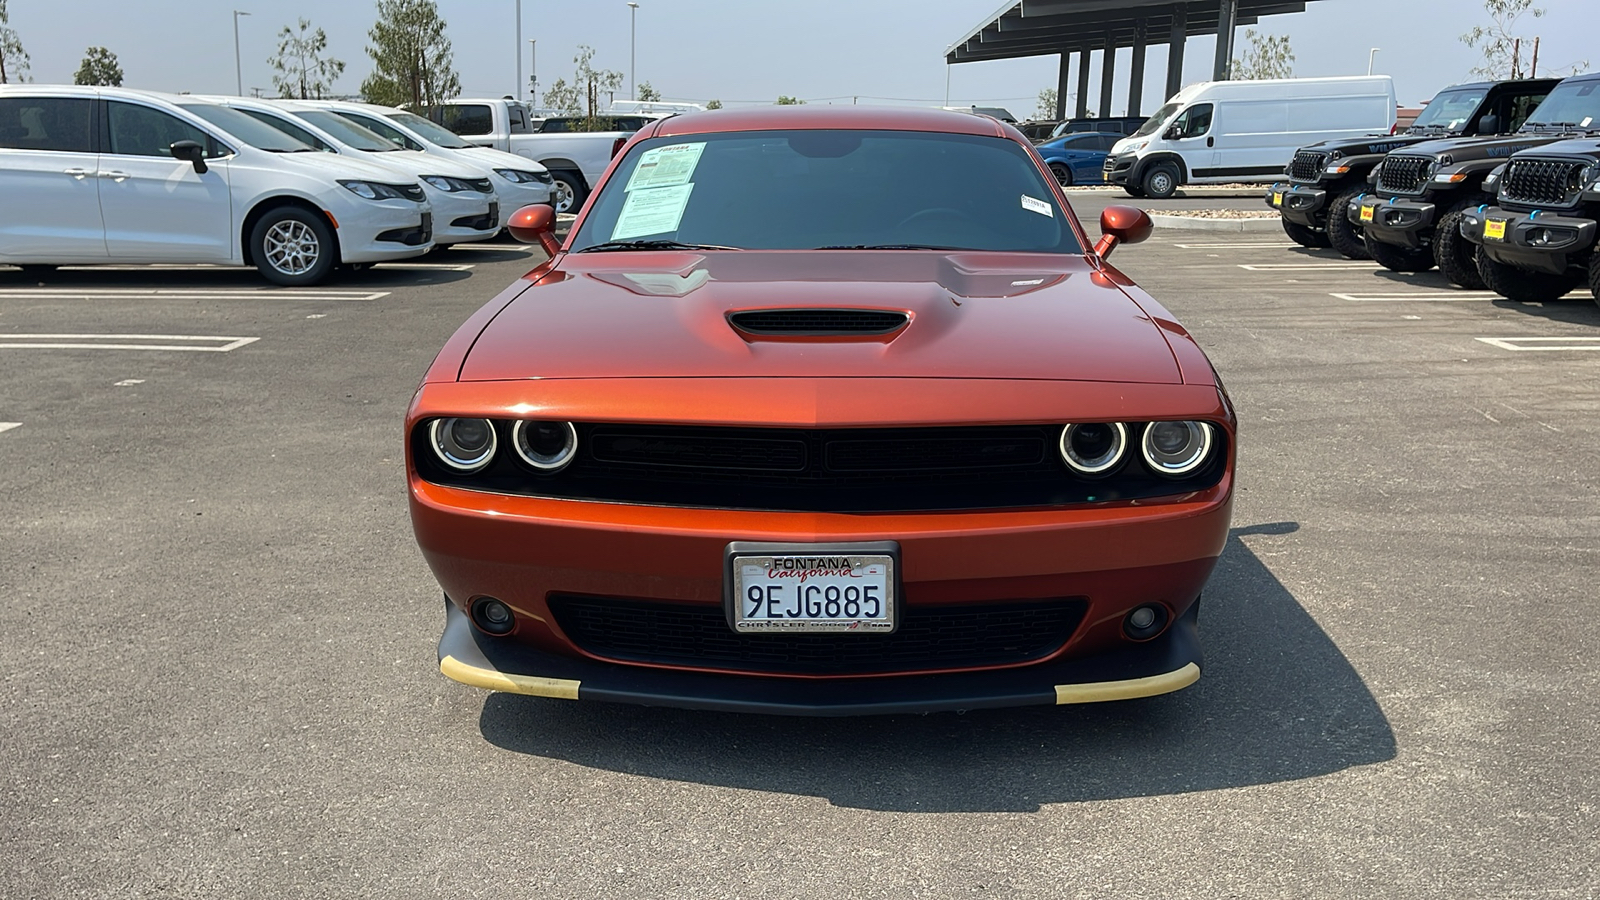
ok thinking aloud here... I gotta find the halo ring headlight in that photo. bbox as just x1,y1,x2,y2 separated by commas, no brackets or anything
512,420,579,471
429,417,498,472
1058,422,1128,475
1141,421,1214,476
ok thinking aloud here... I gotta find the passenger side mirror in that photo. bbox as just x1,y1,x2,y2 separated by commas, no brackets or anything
1094,205,1153,259
507,203,562,257
170,140,208,174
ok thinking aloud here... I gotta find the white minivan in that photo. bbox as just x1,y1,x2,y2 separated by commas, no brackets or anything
1104,76,1397,199
0,85,434,284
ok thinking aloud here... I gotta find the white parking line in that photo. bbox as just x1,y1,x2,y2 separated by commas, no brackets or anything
1476,337,1600,351
373,262,476,271
1332,291,1500,302
1239,262,1376,271
0,333,260,352
0,422,19,434
0,288,389,301
1172,242,1296,249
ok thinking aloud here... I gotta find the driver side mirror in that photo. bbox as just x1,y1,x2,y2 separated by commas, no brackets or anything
170,140,208,174
1163,125,1181,141
507,203,562,257
1094,205,1153,260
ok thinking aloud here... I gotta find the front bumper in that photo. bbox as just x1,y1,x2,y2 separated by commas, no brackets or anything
335,201,434,264
438,597,1203,716
1459,205,1599,275
1266,182,1329,227
425,187,499,245
1103,153,1135,186
1347,194,1437,249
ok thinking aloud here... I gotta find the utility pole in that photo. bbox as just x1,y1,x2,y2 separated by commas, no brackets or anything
628,2,640,100
528,39,537,105
515,0,522,102
232,10,251,96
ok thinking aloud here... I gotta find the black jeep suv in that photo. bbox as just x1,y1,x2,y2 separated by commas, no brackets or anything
1268,79,1556,260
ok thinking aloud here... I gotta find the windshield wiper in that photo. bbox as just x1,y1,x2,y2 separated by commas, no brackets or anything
574,239,742,253
815,243,967,251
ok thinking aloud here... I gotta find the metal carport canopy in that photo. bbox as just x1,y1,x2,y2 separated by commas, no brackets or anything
946,0,1313,64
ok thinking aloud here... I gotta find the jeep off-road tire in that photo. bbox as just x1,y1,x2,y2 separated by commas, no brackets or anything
1327,189,1371,260
1281,218,1331,249
1365,233,1435,273
1434,201,1486,289
1590,247,1600,307
1477,247,1584,302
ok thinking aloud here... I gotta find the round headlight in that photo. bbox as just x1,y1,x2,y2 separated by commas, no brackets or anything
512,420,578,471
1141,421,1214,476
1058,422,1127,475
429,417,498,472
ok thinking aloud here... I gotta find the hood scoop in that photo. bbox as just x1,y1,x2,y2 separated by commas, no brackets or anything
728,308,910,339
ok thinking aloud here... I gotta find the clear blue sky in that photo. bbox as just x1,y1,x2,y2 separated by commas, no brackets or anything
6,0,1596,117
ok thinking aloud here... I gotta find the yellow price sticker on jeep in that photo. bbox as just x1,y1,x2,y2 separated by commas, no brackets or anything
1359,204,1376,223
1272,191,1283,207
1484,218,1506,241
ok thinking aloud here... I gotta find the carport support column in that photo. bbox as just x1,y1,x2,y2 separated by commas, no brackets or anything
1098,31,1116,119
1076,44,1091,118
1128,18,1148,118
1166,5,1187,100
1056,50,1071,120
1213,0,1238,81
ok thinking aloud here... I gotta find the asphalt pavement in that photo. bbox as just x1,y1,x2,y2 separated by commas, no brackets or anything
3,212,1598,899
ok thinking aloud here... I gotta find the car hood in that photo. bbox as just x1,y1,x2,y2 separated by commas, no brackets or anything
454,145,549,172
257,148,425,183
351,148,485,179
458,251,1182,384
1393,132,1565,162
1296,133,1433,157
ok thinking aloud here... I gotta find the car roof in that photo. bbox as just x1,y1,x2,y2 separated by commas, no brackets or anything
650,105,1010,139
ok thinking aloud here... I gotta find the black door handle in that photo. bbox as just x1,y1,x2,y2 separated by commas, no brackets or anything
1207,136,1214,147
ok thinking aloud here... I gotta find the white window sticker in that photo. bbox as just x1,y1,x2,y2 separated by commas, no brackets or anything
626,142,706,191
1021,194,1054,217
611,183,696,240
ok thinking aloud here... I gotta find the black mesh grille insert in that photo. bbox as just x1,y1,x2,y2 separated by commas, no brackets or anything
1501,158,1587,206
590,430,808,471
729,309,908,335
1377,155,1431,194
548,595,1088,674
1289,150,1328,182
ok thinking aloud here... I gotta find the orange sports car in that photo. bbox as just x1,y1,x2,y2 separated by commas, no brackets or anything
408,106,1235,716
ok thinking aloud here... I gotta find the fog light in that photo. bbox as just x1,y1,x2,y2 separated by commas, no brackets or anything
1124,604,1169,640
471,598,516,635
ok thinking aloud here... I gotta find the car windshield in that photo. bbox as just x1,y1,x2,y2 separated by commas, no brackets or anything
385,110,477,149
1522,79,1600,129
293,110,401,151
568,129,1082,254
178,103,315,152
1131,102,1181,138
1411,89,1487,131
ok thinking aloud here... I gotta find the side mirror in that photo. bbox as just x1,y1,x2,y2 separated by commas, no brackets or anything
1163,125,1181,141
507,203,562,257
1094,205,1153,259
170,140,208,174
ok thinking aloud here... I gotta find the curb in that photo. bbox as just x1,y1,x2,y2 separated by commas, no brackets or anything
1148,214,1281,232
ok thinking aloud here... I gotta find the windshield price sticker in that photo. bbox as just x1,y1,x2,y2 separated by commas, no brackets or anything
626,142,706,191
1021,194,1054,217
733,554,895,633
611,183,695,240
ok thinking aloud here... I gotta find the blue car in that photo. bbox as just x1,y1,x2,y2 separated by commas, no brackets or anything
1036,132,1122,186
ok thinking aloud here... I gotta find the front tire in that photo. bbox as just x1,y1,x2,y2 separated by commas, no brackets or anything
1141,164,1179,200
1477,247,1584,302
548,170,587,214
1434,201,1485,289
1327,189,1371,260
1048,162,1073,188
251,207,336,287
1281,218,1331,249
1122,184,1147,199
1365,233,1435,272
1590,248,1600,306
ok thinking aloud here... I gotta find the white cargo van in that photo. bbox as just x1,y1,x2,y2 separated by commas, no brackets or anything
1104,76,1397,198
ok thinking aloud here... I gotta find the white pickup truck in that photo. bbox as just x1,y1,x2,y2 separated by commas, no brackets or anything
422,99,639,212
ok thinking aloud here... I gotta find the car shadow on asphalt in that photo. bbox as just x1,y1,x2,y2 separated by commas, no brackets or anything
476,521,1398,812
0,263,479,290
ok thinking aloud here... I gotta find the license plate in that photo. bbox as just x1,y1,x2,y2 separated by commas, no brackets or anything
1484,218,1506,241
727,542,897,634
1273,191,1284,207
487,202,499,228
1359,204,1376,223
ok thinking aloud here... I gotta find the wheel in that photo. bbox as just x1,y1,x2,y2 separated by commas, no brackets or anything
548,170,587,214
1433,201,1485,289
1280,218,1330,249
1048,162,1073,188
1326,189,1371,260
1141,164,1180,200
1122,184,1147,199
250,207,337,287
1364,232,1435,272
1477,247,1584,302
1590,247,1600,305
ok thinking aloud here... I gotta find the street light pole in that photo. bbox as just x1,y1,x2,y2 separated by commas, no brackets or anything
528,39,537,105
1367,47,1380,76
233,10,251,96
515,0,522,102
628,2,639,100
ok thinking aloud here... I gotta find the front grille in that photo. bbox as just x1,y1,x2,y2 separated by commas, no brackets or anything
548,595,1088,674
465,178,494,194
728,309,908,335
1501,158,1588,207
413,423,1230,512
394,183,426,203
1289,150,1328,182
1378,155,1432,194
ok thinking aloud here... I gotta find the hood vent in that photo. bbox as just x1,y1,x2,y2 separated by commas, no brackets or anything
728,308,909,336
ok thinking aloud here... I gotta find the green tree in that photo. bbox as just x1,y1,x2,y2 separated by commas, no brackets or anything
271,18,345,99
360,0,460,107
541,45,624,130
1461,0,1585,78
1231,28,1294,79
1036,87,1058,120
0,0,29,84
636,80,661,102
775,95,805,105
73,46,122,86
705,98,723,110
